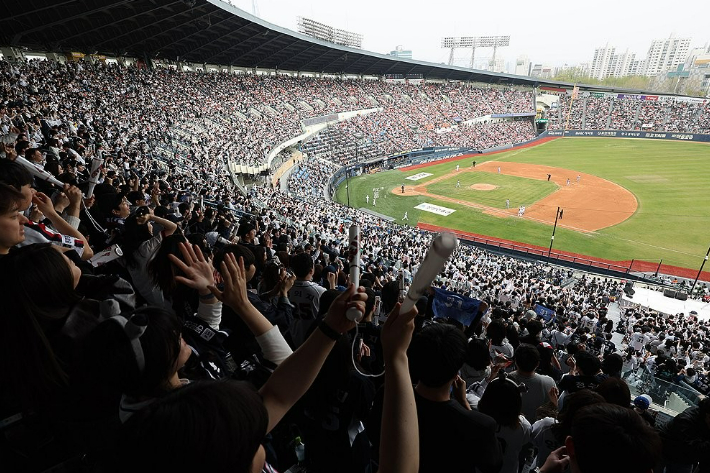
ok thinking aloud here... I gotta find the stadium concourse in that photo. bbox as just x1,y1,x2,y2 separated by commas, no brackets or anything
3,57,710,473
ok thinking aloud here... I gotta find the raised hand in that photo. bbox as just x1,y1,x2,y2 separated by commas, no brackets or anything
452,375,469,407
64,184,83,207
540,446,570,473
208,252,251,310
168,242,214,295
279,270,296,294
327,271,337,289
323,284,367,335
381,302,418,362
548,386,560,407
32,192,58,217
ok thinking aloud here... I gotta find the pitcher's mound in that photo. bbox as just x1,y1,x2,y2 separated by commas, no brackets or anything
470,183,498,191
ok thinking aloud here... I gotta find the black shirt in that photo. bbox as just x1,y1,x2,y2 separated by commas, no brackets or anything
413,391,503,473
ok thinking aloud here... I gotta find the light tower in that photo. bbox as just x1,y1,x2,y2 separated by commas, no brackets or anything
441,36,510,70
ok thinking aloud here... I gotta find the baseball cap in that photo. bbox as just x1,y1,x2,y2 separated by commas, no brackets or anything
633,394,652,410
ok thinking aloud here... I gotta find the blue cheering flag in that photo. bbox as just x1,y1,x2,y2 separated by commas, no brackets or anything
432,288,483,327
533,304,556,322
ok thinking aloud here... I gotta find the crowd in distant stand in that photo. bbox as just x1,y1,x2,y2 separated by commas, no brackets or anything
548,93,710,133
2,57,710,473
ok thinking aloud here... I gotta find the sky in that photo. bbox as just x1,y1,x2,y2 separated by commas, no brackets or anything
223,0,710,72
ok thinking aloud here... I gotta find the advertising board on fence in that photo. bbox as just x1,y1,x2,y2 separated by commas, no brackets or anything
546,130,710,143
406,172,433,181
414,203,456,216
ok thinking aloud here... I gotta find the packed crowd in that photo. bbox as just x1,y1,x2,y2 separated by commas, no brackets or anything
548,93,710,133
286,157,340,197
1,59,539,171
2,57,709,473
619,305,710,395
302,119,536,167
609,97,641,130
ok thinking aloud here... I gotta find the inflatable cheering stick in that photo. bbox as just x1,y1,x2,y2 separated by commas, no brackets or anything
400,232,458,313
16,156,64,188
86,151,104,198
346,224,363,322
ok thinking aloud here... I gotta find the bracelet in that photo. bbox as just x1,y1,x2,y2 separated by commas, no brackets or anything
318,321,342,341
199,292,216,301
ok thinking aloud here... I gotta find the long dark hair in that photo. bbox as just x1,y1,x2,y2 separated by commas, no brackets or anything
84,307,183,398
121,214,155,268
0,243,81,404
148,233,187,297
121,380,268,473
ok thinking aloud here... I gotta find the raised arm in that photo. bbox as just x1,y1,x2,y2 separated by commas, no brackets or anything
379,302,419,473
206,251,275,337
148,212,177,237
258,284,366,432
32,191,94,260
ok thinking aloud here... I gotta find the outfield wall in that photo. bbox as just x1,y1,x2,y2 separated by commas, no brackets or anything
547,130,710,143
417,223,710,283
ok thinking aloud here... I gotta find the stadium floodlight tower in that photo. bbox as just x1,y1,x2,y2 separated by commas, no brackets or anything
441,36,510,70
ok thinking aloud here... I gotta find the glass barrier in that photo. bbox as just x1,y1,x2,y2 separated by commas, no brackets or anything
625,368,702,414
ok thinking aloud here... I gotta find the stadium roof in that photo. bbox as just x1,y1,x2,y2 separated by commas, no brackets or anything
0,0,675,95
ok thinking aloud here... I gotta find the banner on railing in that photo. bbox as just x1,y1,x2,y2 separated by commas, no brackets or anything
546,129,710,142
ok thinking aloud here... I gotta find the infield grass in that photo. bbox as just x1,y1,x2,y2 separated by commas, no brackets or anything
334,138,710,269
427,172,558,209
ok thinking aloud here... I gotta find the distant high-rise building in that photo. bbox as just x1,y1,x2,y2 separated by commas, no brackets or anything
644,35,691,76
685,44,710,69
389,45,412,60
591,44,616,79
530,63,554,79
590,44,650,78
610,50,636,77
514,55,531,76
487,57,505,73
297,17,363,49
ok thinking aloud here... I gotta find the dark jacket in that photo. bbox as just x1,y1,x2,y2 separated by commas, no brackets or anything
659,405,710,465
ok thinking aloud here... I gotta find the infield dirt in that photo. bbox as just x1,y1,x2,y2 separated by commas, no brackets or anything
393,160,637,233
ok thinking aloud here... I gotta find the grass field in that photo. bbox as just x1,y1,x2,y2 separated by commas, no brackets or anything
334,138,710,270
427,172,558,209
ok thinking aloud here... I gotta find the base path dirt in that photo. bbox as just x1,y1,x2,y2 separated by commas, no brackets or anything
393,160,638,233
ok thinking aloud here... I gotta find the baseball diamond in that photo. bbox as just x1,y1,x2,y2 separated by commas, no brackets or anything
335,137,710,271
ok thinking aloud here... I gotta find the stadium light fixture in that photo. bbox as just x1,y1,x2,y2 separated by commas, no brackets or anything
547,207,563,263
690,245,710,294
441,35,510,69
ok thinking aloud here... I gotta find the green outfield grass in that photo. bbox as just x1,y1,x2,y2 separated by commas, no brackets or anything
427,172,558,209
334,138,710,269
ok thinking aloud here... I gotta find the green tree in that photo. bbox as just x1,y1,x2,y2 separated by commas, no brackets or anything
550,71,653,90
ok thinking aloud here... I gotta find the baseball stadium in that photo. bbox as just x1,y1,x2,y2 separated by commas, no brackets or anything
2,0,710,472
334,136,710,276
